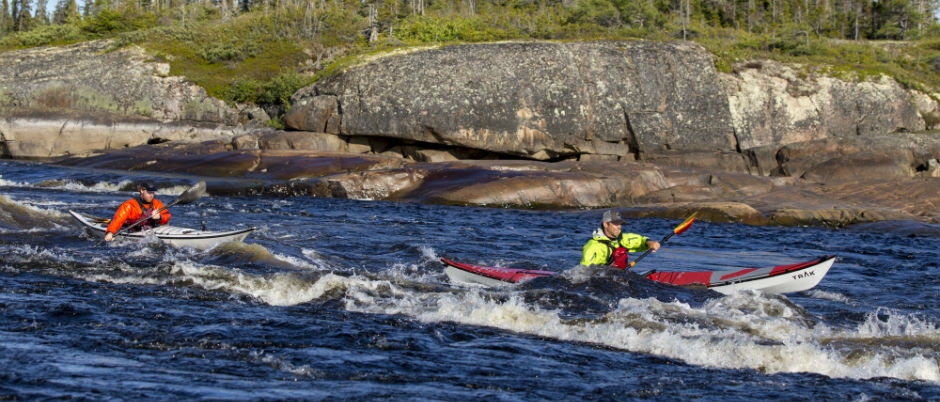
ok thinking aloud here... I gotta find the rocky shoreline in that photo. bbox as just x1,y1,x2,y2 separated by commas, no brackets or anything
4,40,940,233
47,129,940,235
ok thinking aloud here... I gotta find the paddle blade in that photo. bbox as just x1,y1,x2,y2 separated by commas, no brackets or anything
673,213,696,235
173,181,206,206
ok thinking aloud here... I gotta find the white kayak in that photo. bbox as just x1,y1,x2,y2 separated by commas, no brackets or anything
69,210,254,250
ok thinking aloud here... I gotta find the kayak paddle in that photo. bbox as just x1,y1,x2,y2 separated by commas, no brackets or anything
102,181,207,243
627,212,696,269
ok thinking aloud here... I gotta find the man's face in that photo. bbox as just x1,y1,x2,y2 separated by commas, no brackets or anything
139,188,155,202
603,221,621,238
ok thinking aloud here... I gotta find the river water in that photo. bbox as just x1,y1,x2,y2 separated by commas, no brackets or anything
1,159,938,400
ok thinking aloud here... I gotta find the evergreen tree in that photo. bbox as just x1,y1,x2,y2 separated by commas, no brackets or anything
35,0,50,25
873,0,923,39
52,0,81,24
0,0,11,34
14,0,32,31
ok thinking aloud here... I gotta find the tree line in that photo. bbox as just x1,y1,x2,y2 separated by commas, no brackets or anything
1,0,938,44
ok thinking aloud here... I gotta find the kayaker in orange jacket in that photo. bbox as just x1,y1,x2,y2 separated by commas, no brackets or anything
103,182,171,242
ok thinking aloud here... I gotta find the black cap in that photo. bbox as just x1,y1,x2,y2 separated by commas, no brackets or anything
140,182,158,192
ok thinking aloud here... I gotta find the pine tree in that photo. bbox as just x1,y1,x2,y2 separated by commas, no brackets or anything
0,0,11,35
14,0,31,31
52,0,81,24
35,0,49,25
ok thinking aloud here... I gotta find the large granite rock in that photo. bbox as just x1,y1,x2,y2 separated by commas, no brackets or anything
725,60,929,173
287,41,936,175
0,40,267,158
288,41,736,162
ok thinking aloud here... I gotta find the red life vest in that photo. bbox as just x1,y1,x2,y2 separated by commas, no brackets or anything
599,239,629,269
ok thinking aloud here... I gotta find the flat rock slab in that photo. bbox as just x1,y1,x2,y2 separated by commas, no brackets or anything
52,143,940,231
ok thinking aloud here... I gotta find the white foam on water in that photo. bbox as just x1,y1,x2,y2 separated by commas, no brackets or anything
0,194,69,219
0,176,29,187
418,287,940,383
0,177,131,194
47,240,938,384
166,259,355,306
271,252,321,270
57,179,133,194
158,255,938,383
379,244,446,284
806,289,855,304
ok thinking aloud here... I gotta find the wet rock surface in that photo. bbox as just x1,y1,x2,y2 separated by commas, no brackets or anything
52,133,940,231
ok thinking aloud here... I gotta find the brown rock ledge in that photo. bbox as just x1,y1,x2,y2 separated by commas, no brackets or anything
51,139,940,232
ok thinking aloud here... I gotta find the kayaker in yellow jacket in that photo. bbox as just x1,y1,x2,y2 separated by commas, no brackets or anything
581,210,660,269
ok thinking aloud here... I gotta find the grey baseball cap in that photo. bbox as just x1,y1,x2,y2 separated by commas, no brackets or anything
603,210,626,224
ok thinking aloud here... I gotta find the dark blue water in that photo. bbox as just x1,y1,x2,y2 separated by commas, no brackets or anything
1,160,938,401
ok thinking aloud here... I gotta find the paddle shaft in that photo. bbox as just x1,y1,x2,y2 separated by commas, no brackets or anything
627,213,696,269
627,231,676,269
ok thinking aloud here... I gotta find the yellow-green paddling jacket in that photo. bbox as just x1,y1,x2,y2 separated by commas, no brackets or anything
580,228,651,266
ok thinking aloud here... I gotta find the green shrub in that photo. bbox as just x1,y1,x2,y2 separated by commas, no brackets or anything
81,8,156,36
395,16,502,43
928,56,940,73
569,0,622,28
225,79,262,104
224,73,312,107
200,41,260,64
0,24,83,48
259,73,313,106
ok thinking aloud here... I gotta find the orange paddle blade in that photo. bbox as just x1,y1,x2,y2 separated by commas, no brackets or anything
673,213,697,235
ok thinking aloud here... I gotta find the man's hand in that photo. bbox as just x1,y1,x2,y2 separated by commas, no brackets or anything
647,240,661,252
104,232,114,242
151,210,161,220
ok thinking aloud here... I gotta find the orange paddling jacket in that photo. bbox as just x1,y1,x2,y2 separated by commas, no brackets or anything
105,197,171,234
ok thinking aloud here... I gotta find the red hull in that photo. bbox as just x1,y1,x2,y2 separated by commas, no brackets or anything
441,257,555,283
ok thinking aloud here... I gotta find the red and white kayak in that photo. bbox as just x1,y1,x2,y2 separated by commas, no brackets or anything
441,255,836,295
